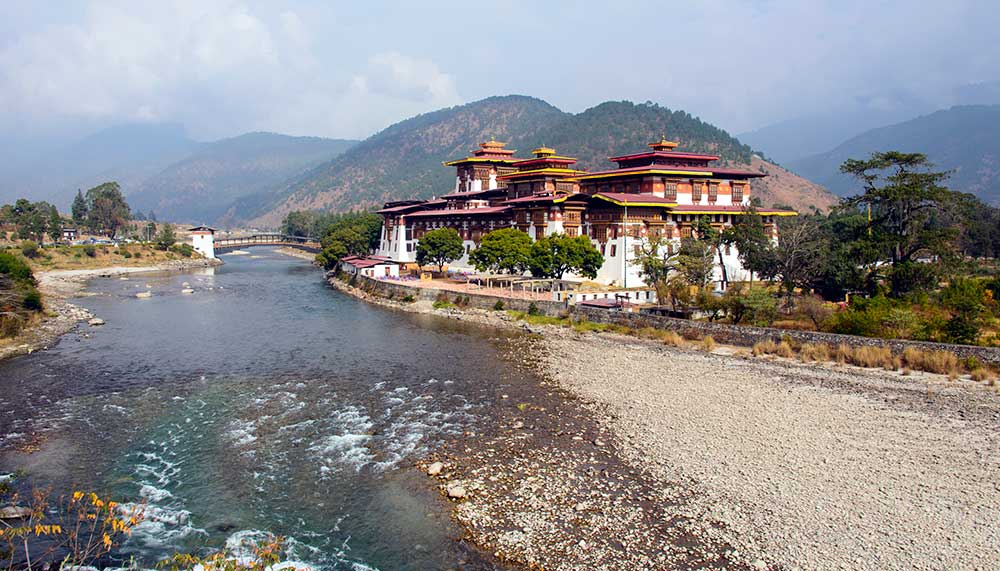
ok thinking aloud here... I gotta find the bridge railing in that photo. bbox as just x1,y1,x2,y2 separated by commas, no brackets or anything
212,234,321,252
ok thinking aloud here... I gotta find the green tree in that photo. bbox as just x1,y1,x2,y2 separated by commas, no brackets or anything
155,224,177,250
468,228,532,274
674,237,714,287
939,278,986,344
282,210,321,237
416,227,464,271
694,215,730,288
728,205,776,285
12,199,50,244
323,227,368,256
316,241,348,270
144,221,157,242
840,152,955,296
85,182,131,238
527,233,604,280
47,205,63,243
71,190,88,224
635,238,676,305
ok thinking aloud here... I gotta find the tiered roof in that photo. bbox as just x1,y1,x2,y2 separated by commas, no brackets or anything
499,146,587,181
443,138,519,166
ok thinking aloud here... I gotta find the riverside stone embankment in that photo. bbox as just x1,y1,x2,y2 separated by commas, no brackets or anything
330,273,1000,570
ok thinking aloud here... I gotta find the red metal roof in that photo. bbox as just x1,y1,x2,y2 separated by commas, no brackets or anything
579,165,765,179
343,256,398,268
511,157,578,168
440,188,508,199
503,194,567,204
608,151,720,162
591,192,678,205
405,206,512,218
668,205,796,214
376,203,426,214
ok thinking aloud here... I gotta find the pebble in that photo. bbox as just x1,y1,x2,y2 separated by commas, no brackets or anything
427,462,444,476
87,317,105,326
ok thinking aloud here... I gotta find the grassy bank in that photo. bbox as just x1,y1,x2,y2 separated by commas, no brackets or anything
8,242,199,273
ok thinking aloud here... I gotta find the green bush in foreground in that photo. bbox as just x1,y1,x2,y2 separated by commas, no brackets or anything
20,240,40,258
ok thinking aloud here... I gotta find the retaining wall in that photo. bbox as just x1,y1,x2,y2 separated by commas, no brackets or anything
350,274,567,314
575,307,1000,366
346,274,1000,366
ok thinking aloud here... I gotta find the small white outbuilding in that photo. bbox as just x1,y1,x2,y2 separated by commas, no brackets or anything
188,226,216,259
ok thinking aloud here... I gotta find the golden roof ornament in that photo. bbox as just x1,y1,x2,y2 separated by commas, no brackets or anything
532,146,556,157
648,135,679,151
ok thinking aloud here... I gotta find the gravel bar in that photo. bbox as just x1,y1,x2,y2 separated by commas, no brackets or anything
542,332,1000,571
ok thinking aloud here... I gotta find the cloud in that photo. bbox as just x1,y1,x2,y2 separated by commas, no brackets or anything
357,52,460,104
0,0,997,143
0,2,463,140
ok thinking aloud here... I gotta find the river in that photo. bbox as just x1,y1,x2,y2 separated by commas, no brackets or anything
0,249,530,570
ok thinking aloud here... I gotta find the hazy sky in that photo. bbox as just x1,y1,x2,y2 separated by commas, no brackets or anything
1,0,998,142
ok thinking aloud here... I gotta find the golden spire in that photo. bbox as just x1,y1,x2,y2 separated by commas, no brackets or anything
532,145,556,158
649,135,679,151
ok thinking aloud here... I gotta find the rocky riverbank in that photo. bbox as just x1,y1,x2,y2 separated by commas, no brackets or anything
328,274,1000,570
0,257,222,362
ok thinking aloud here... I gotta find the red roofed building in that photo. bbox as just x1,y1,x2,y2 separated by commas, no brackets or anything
376,137,796,289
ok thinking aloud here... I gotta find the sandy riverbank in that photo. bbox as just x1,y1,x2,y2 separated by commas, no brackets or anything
0,257,222,362
328,275,1000,570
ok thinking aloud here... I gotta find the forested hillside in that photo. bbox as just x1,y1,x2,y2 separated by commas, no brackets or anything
127,132,356,224
248,97,835,226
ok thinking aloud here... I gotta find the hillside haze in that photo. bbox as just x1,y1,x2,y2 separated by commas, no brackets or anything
128,132,357,224
0,123,197,207
789,105,1000,204
247,96,836,227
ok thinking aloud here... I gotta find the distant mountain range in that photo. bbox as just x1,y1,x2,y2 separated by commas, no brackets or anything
0,123,198,207
3,96,840,228
788,105,1000,204
245,96,835,227
0,125,358,223
127,133,356,224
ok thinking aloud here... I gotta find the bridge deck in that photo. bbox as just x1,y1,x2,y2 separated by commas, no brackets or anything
214,234,321,253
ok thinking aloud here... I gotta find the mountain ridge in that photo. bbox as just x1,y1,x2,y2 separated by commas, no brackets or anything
247,96,836,227
788,105,1000,204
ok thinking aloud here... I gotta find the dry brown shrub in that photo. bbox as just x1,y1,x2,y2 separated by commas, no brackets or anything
834,343,852,364
970,368,990,382
848,346,895,369
700,335,717,352
921,350,960,375
636,327,660,339
901,367,912,376
798,343,831,362
662,331,685,347
776,340,796,358
901,347,925,370
752,339,778,356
